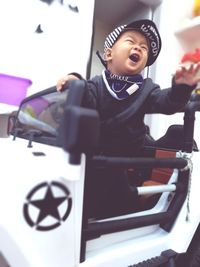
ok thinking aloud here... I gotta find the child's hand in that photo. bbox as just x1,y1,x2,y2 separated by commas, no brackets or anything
56,74,79,91
175,62,200,86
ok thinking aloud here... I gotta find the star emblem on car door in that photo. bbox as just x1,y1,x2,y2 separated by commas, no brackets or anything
23,181,72,231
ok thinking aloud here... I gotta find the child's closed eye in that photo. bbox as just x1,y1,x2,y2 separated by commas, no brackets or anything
126,38,135,44
141,45,148,51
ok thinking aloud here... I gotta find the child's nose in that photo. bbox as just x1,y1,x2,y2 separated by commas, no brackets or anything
133,44,142,52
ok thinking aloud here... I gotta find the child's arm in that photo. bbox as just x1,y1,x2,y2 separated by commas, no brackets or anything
174,62,200,86
145,62,200,114
56,72,83,91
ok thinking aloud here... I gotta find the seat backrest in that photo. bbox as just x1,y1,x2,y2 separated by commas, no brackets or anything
154,124,198,151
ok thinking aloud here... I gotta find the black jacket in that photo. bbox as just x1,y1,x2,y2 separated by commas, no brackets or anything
83,75,195,156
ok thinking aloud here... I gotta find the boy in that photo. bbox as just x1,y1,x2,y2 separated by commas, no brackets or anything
57,19,200,218
57,19,200,157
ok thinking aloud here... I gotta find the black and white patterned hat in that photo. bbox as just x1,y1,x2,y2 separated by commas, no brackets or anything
104,19,162,67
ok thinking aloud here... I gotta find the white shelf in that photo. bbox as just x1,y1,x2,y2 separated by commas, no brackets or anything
175,16,200,38
174,16,200,50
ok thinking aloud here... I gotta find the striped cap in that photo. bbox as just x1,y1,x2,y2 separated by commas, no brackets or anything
104,19,162,67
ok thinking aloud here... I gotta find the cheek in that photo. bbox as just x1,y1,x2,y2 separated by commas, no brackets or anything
139,52,148,66
143,52,149,61
111,52,123,64
114,48,128,61
138,60,147,72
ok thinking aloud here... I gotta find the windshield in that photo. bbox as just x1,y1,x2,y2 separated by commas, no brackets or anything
12,88,68,143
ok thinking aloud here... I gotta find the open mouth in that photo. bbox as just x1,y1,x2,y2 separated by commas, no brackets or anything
129,53,140,63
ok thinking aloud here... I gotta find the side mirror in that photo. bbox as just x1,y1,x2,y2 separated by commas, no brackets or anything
58,105,100,165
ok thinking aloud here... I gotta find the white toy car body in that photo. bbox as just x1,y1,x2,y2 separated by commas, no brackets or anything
0,81,200,267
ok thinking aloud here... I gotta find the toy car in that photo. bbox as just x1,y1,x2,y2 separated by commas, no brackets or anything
0,80,200,267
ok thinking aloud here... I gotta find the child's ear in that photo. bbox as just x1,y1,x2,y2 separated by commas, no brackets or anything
104,48,112,61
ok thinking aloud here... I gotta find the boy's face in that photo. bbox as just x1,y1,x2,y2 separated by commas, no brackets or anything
105,30,149,76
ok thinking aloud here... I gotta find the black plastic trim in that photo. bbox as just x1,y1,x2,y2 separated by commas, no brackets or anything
128,249,177,267
84,170,188,240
